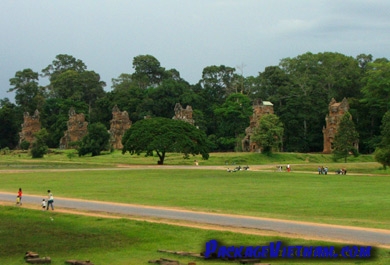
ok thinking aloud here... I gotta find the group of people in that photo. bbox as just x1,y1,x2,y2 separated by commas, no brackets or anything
276,164,291,172
226,165,250,172
335,168,347,175
16,188,55,210
317,166,347,175
318,166,329,175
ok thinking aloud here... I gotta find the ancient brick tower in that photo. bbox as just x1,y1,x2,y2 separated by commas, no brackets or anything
242,99,274,152
59,107,88,149
322,98,349,153
172,103,195,125
19,109,41,147
109,105,132,149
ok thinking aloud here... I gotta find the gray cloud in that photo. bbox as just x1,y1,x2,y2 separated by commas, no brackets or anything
1,0,390,101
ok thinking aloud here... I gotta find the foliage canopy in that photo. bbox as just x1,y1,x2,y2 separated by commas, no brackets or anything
122,117,211,164
78,123,111,157
332,112,359,162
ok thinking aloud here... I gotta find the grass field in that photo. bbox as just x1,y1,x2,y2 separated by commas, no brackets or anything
1,206,389,265
0,151,389,264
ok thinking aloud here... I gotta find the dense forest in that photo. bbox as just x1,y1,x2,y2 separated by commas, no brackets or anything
1,52,389,154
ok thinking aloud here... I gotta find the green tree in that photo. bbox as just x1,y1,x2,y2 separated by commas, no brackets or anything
31,129,49,158
0,98,20,149
42,54,87,80
213,93,252,151
42,54,106,125
8,68,45,114
78,123,111,157
147,79,196,119
374,111,390,169
200,65,237,105
132,54,166,89
252,114,284,155
122,118,211,165
41,98,89,148
332,112,359,162
50,70,106,116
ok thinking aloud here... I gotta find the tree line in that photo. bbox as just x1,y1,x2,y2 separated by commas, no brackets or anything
0,52,389,161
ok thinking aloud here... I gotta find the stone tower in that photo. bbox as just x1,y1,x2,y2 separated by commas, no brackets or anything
109,105,132,149
322,98,350,153
59,107,88,149
19,109,41,147
172,103,195,125
242,99,274,152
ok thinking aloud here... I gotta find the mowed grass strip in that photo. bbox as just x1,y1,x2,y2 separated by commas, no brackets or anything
0,150,381,169
1,169,389,229
0,206,388,265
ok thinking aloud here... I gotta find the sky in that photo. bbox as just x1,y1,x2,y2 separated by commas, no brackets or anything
1,0,390,102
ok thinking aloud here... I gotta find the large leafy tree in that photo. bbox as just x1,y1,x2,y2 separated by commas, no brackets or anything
374,111,390,169
256,66,290,105
122,118,211,165
42,54,105,117
0,99,20,149
110,73,147,122
332,112,359,162
42,54,87,81
200,65,237,105
252,114,284,155
213,93,252,151
277,52,361,152
8,68,45,114
50,70,106,115
78,123,111,157
147,79,196,119
132,54,166,89
357,59,390,153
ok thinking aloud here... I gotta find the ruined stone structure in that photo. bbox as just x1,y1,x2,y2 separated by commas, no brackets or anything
109,105,132,149
19,109,41,147
59,107,88,149
172,103,195,125
322,98,350,153
242,99,274,152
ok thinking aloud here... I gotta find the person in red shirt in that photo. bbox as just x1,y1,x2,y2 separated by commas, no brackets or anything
17,188,22,205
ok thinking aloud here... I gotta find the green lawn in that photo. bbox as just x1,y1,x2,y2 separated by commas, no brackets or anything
1,168,389,229
0,149,380,168
1,206,388,265
0,151,389,264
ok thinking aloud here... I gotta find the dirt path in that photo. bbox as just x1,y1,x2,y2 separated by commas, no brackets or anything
1,192,390,249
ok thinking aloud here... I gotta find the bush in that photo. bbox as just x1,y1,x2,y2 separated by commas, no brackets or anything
20,140,30,150
78,123,110,157
31,129,49,158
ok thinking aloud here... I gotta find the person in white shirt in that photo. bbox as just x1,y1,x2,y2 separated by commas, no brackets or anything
41,199,46,211
47,190,54,210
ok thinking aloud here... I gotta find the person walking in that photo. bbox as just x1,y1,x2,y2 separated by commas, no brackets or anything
17,188,22,205
46,190,54,210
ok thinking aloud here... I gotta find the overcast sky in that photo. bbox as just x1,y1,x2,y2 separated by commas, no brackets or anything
1,0,390,102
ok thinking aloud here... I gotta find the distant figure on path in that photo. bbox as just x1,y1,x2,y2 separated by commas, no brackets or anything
41,199,46,211
287,164,291,172
18,188,23,205
46,190,54,210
